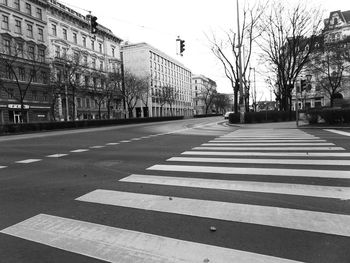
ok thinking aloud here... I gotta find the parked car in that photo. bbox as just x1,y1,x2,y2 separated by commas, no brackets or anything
224,111,234,119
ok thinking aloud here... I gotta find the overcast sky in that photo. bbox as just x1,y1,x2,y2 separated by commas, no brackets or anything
62,0,350,100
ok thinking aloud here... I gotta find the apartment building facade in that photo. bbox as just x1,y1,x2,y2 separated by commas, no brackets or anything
192,74,217,115
46,0,122,120
0,0,51,123
121,43,193,118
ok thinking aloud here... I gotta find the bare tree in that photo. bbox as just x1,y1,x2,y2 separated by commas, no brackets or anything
309,37,350,107
138,75,151,117
120,70,148,118
0,39,49,122
200,84,217,114
105,71,123,119
208,2,265,113
158,85,176,116
213,93,231,114
259,1,323,112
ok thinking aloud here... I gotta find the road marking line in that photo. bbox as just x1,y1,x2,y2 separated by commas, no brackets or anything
15,159,42,164
121,174,350,200
202,143,334,146
211,139,327,143
193,146,344,151
0,166,7,169
77,190,350,237
46,154,68,158
119,140,131,143
182,151,350,157
167,157,350,166
324,129,350,136
106,143,119,145
0,214,303,263
70,149,89,153
131,138,141,141
148,164,350,179
89,146,106,149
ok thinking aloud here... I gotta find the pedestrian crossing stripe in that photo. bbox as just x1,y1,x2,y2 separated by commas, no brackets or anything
0,166,7,169
15,159,42,164
121,174,350,200
46,154,68,158
324,129,350,136
0,214,304,263
193,146,344,151
76,190,350,237
182,151,350,157
70,149,89,153
211,139,327,142
167,157,350,166
201,142,334,146
148,164,350,179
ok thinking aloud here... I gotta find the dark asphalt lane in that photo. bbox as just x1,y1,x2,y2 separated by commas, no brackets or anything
0,120,349,263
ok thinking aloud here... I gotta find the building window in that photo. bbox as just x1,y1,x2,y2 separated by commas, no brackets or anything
41,71,47,84
25,3,31,15
38,48,45,62
82,36,86,47
43,92,48,101
27,24,33,38
112,47,115,57
55,45,60,58
92,58,96,69
38,27,44,41
83,55,88,65
2,15,9,30
18,67,25,81
36,8,42,20
16,42,23,57
8,88,14,98
84,76,89,86
62,28,67,40
32,90,38,100
2,0,8,5
91,40,94,50
14,0,20,10
15,20,21,34
3,39,11,54
86,98,90,108
28,45,34,59
99,43,102,53
73,32,77,44
77,98,81,108
73,51,79,62
100,60,103,70
30,69,37,82
52,24,57,36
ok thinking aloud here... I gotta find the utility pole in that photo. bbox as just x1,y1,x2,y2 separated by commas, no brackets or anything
236,0,245,123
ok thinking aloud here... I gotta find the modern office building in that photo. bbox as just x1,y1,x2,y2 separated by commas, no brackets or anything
46,0,123,120
121,42,193,117
192,74,217,115
0,0,51,123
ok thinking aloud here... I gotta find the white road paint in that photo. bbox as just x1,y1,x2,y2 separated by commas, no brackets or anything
121,174,350,200
46,154,68,158
325,129,350,137
76,190,350,237
182,151,350,157
167,157,350,166
119,140,131,143
106,143,119,145
193,146,344,151
0,166,7,169
89,146,106,149
15,159,42,164
131,138,141,141
211,139,326,143
148,164,350,179
70,149,89,153
202,143,334,146
0,214,303,263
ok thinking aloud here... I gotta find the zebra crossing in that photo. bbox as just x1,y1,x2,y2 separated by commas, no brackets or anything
1,128,350,262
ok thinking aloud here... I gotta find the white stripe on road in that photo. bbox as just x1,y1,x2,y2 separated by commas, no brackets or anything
119,140,131,143
106,143,119,145
89,146,106,149
212,139,327,143
121,174,350,200
0,166,7,169
202,143,334,146
0,214,303,263
182,151,350,157
70,149,89,153
324,129,350,137
148,164,350,179
15,159,42,164
167,157,350,166
46,154,68,158
77,190,350,237
193,147,344,151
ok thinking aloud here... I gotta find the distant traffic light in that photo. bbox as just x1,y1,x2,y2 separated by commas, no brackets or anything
180,40,185,55
91,16,98,34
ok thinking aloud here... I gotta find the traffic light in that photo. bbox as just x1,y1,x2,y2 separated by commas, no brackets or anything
91,16,98,34
180,40,185,55
300,79,306,92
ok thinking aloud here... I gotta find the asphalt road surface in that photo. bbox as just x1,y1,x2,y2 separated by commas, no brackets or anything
0,117,349,263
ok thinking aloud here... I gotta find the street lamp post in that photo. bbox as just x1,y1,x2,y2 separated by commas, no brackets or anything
236,0,245,123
